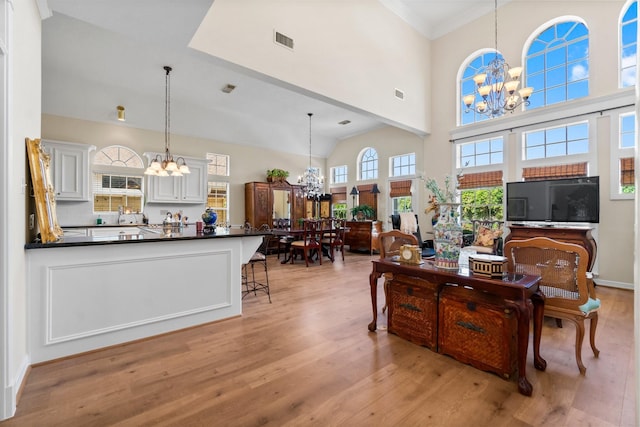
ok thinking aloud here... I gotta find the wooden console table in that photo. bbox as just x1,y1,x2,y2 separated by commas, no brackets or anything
369,259,546,396
506,225,597,272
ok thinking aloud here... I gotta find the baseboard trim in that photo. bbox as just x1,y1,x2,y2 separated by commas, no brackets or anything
594,278,634,290
1,354,29,421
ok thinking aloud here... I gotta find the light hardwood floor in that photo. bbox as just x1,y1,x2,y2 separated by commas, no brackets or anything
1,251,635,426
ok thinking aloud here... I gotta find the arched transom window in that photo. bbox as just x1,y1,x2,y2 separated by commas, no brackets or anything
92,145,144,213
525,20,589,109
359,147,378,180
620,0,637,87
460,51,504,126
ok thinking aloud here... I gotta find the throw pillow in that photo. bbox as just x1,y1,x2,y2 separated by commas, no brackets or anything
473,226,502,247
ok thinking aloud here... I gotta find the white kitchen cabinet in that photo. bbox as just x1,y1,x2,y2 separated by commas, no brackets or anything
42,140,95,201
144,154,208,204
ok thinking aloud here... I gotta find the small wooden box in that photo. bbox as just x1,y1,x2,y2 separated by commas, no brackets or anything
438,285,517,379
387,274,438,349
469,254,507,278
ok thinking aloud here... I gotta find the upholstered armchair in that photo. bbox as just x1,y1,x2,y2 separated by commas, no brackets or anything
463,220,504,255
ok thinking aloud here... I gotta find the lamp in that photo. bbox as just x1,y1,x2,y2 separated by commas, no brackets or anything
297,113,324,197
144,66,190,177
463,0,533,118
350,186,359,220
116,105,125,121
371,183,380,220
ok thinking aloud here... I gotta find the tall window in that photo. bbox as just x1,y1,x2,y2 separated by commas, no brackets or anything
330,186,347,219
207,182,229,225
207,153,229,176
459,185,504,232
390,153,415,177
331,165,348,184
460,51,502,125
389,180,412,214
615,112,636,196
92,145,144,213
526,21,589,109
359,147,378,180
523,121,589,160
621,1,638,87
457,137,503,168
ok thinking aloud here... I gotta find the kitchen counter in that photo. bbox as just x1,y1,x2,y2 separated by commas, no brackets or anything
26,225,264,363
26,225,266,249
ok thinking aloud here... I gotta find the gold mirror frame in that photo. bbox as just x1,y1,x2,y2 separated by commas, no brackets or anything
26,138,63,243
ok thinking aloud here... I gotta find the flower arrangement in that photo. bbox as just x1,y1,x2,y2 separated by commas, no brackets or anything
423,174,458,216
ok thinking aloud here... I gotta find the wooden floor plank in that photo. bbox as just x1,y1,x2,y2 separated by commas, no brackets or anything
0,251,635,427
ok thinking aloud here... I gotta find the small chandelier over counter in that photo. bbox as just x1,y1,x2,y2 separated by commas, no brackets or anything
145,66,190,177
298,113,324,197
463,0,533,118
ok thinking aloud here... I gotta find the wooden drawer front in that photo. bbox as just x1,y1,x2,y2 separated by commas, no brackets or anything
387,275,438,349
438,286,516,379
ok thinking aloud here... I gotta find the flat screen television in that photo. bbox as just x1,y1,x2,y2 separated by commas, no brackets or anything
506,176,599,223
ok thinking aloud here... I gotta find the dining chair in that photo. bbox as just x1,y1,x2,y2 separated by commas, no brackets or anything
321,218,346,262
289,219,322,267
242,229,272,302
378,230,419,314
503,236,600,374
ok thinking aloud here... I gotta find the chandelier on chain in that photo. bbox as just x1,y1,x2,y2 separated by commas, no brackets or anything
297,113,324,197
463,0,533,118
144,66,190,177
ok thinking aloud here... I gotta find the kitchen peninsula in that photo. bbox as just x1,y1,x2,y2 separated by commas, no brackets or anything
25,227,264,363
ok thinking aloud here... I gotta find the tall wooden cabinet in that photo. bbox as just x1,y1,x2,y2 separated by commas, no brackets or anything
245,181,306,229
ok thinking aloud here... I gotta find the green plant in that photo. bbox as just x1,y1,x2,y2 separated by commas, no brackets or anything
266,168,289,179
350,204,375,219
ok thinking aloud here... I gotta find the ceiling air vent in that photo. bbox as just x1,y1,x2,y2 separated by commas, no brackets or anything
395,88,405,100
274,31,294,50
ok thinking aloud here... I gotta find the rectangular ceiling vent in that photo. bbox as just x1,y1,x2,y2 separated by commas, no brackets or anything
274,31,294,50
395,88,405,100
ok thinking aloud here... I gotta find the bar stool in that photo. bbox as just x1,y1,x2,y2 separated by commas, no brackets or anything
242,231,272,302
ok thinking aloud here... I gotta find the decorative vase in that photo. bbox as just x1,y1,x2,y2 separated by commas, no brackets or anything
433,203,463,270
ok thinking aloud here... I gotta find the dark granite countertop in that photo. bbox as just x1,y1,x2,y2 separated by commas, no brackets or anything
25,226,268,249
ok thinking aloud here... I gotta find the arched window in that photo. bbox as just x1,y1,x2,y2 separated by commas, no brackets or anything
620,0,637,87
358,147,378,180
92,145,145,213
459,51,503,125
525,20,589,109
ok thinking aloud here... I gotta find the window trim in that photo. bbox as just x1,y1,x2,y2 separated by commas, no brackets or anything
619,0,638,88
610,109,636,200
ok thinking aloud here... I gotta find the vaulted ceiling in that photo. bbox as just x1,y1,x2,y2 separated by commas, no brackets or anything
41,0,506,157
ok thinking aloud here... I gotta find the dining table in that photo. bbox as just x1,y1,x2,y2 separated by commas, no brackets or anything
270,225,349,264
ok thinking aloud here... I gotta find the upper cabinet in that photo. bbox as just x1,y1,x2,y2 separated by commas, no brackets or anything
41,140,95,201
144,154,208,204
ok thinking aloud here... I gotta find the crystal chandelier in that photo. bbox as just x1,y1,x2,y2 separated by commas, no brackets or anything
463,0,533,118
297,113,324,197
144,66,190,177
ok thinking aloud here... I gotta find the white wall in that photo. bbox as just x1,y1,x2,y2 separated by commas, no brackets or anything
41,114,318,226
190,0,431,136
1,0,42,419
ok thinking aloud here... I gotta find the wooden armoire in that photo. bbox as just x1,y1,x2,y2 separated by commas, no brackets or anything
245,181,306,229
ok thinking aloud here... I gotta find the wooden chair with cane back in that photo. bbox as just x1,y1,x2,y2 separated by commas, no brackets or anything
503,236,600,374
378,230,419,314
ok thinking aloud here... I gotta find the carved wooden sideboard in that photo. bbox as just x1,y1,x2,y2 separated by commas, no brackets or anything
344,220,381,254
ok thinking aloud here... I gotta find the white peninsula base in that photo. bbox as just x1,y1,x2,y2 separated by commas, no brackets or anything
26,235,261,363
